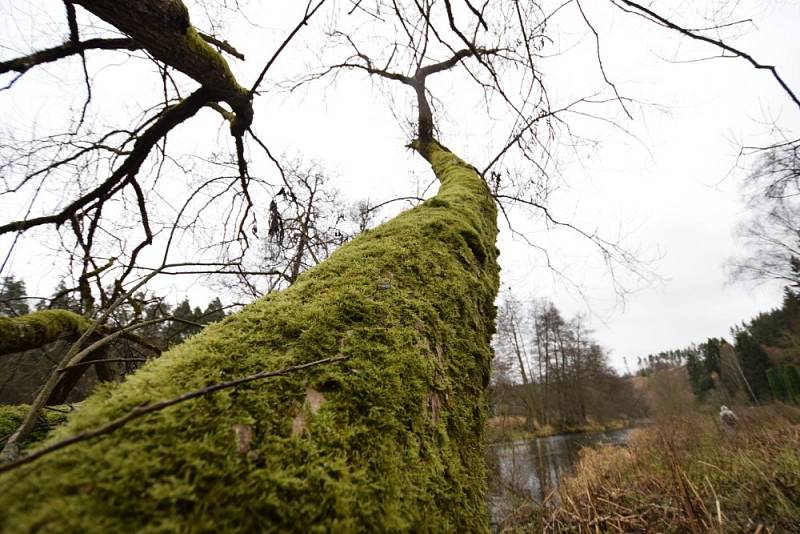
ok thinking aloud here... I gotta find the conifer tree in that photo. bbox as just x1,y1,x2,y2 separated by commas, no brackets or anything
0,276,29,317
735,331,773,401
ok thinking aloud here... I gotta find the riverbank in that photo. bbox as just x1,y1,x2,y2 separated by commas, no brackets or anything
497,405,800,533
486,415,636,444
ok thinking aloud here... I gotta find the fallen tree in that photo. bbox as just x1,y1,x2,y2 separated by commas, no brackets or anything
0,138,500,532
0,310,90,356
0,310,120,408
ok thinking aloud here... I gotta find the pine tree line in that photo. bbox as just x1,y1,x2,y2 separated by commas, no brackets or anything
637,289,800,405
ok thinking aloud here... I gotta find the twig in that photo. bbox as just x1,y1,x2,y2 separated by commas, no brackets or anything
0,355,350,475
612,0,800,110
57,358,148,371
250,0,330,95
0,38,138,76
575,0,632,119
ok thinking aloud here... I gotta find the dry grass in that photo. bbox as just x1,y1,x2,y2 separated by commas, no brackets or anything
501,405,800,533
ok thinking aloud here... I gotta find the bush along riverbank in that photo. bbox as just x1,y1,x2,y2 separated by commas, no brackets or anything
486,415,636,444
497,405,800,533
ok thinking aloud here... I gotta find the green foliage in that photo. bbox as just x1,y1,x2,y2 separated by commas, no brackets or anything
677,341,727,402
702,338,721,376
768,365,800,404
141,297,228,348
161,298,199,346
686,348,713,399
743,289,800,349
36,280,82,313
637,347,693,377
0,142,500,532
0,276,29,317
785,365,800,403
201,298,226,324
767,368,789,401
646,249,800,406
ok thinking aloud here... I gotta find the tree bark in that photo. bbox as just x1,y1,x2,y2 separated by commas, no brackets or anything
0,140,499,533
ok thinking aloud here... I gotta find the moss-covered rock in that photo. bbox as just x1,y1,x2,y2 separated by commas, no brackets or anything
0,141,499,533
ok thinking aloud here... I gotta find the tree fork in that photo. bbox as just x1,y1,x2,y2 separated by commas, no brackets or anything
0,141,500,533
73,0,253,133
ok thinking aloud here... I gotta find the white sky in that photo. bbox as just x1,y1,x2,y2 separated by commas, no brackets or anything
1,0,799,372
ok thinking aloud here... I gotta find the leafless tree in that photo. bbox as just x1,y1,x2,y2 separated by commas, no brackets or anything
0,0,333,457
288,0,671,296
730,136,800,285
493,294,640,428
0,0,330,313
220,159,366,298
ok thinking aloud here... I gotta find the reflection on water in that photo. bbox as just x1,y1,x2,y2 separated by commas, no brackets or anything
486,428,633,525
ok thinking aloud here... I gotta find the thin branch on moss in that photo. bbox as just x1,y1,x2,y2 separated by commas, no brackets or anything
362,196,425,216
58,357,148,371
0,355,350,475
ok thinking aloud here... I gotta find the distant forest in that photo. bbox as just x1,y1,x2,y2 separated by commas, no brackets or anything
636,285,800,407
491,260,800,432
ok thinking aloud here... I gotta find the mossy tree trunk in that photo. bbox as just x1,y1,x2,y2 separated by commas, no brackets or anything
0,310,90,357
0,310,115,405
0,140,499,532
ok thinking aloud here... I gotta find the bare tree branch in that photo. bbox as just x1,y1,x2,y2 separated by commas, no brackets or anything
611,0,800,110
0,88,212,236
0,38,138,76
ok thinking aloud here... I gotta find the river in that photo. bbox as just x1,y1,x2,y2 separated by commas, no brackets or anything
486,427,634,526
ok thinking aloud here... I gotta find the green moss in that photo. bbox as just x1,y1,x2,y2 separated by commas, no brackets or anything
0,141,499,533
0,309,91,355
0,405,69,451
183,26,247,96
423,197,451,209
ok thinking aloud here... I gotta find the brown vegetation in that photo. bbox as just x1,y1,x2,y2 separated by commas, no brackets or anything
486,415,632,444
500,405,800,533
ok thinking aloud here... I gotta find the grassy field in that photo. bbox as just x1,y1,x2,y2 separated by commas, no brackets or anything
498,405,800,533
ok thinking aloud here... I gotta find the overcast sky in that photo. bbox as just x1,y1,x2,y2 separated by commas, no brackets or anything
1,0,799,372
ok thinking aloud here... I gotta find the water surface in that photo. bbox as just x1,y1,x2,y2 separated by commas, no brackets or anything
487,427,634,525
